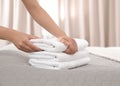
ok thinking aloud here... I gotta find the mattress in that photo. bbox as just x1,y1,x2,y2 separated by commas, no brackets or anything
0,44,120,86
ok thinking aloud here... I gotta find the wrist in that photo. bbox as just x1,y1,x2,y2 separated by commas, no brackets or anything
2,29,17,42
0,27,11,41
56,32,68,38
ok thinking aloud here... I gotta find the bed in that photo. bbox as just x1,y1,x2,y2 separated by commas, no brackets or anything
0,45,120,86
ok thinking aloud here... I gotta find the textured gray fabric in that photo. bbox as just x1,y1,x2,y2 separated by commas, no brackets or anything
0,51,120,86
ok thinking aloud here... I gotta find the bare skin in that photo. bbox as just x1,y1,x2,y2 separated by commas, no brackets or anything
0,27,41,52
0,0,78,54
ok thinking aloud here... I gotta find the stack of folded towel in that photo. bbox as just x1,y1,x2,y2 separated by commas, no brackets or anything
29,38,90,70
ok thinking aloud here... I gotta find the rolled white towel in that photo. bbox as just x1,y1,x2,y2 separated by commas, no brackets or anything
29,50,89,62
29,57,90,70
30,38,88,52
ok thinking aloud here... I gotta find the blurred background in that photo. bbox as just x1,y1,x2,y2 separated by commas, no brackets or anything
0,0,120,47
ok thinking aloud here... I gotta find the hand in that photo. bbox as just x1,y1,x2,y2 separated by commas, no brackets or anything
59,36,78,54
8,30,41,52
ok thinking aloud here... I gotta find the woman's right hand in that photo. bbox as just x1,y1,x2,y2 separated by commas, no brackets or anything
8,30,41,52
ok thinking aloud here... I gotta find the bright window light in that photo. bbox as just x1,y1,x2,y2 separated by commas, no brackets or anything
39,0,59,38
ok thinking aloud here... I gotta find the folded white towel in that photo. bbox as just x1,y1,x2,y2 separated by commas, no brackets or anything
29,38,89,70
29,57,90,70
30,38,88,52
30,38,67,52
74,38,88,51
29,50,89,62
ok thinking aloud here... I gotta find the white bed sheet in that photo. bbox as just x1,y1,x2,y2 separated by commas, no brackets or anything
87,47,120,62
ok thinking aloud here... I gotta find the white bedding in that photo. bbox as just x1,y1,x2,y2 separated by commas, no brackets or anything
1,44,120,63
0,44,29,56
87,47,120,62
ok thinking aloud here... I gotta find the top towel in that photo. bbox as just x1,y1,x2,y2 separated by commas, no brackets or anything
30,38,88,52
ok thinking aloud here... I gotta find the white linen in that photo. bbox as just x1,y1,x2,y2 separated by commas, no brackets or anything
74,38,88,51
0,44,29,56
29,57,90,70
29,38,90,70
87,47,120,62
30,38,88,52
30,38,67,52
29,50,89,62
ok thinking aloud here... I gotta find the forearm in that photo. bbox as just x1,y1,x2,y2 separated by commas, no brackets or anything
0,26,21,42
22,0,67,38
0,26,13,41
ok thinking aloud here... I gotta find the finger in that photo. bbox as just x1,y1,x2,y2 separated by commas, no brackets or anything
16,43,33,52
71,39,78,51
69,39,77,51
20,45,33,52
23,40,41,52
59,37,78,54
65,38,78,51
64,47,73,54
62,37,73,46
59,38,69,46
59,37,75,53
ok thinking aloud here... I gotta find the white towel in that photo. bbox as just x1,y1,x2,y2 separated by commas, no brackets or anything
30,38,67,52
74,38,88,51
29,38,89,70
30,38,88,52
29,50,89,62
29,57,90,70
